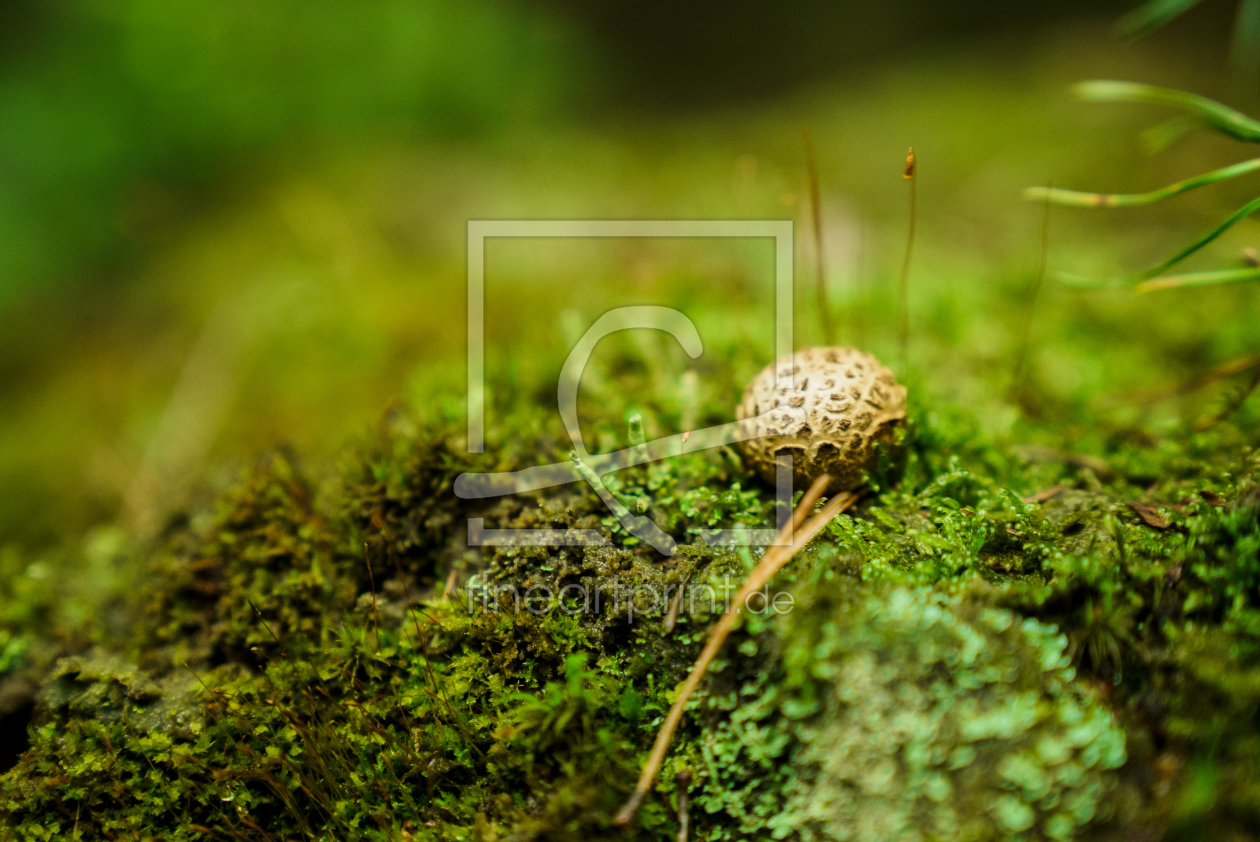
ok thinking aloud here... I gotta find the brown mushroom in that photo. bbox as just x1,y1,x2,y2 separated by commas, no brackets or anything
736,346,907,493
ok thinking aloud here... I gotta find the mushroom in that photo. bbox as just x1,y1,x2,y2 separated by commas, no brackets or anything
736,346,908,493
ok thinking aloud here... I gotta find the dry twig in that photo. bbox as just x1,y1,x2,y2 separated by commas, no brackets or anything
613,474,857,825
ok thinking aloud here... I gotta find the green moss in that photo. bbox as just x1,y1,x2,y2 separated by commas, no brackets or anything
142,452,355,667
736,586,1125,841
3,359,1260,839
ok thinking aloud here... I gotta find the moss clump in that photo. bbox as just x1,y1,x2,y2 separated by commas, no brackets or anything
142,452,357,669
990,475,1260,834
731,586,1126,841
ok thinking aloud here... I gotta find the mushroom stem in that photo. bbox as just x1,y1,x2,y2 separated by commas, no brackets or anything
613,474,858,826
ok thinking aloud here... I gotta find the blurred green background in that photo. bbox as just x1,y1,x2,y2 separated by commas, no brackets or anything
3,0,1259,554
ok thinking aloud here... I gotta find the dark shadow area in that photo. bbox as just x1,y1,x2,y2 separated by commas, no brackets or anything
0,701,34,773
539,0,1235,108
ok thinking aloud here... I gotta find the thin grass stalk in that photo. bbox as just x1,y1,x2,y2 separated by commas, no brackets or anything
898,148,916,373
856,221,868,349
803,127,835,345
1059,192,1260,288
1115,352,1260,406
1012,182,1053,393
1073,80,1260,142
613,475,855,825
1026,158,1260,207
1197,362,1260,429
1136,267,1260,292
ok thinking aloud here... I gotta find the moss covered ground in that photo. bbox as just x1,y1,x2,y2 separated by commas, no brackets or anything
3,24,1260,842
2,321,1260,839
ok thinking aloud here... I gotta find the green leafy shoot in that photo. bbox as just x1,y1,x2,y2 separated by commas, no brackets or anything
1025,158,1260,207
1073,81,1260,142
1056,193,1260,288
1136,267,1260,292
1129,193,1260,278
1033,81,1260,289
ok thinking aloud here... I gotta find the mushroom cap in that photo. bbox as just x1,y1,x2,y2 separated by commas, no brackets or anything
736,346,907,493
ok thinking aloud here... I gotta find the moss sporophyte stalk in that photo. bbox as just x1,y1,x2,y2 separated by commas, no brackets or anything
3,333,1260,840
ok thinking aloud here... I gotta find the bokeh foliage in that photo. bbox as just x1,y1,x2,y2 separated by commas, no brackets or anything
0,0,579,302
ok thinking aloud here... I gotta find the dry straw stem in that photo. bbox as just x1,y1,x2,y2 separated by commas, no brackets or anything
674,769,692,842
898,148,916,374
1195,362,1260,429
1118,351,1260,406
613,474,858,825
803,127,835,345
1011,181,1052,393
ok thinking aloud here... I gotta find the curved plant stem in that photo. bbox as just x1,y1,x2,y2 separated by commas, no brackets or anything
1136,267,1260,292
1058,193,1260,288
1074,81,1260,142
613,474,857,826
1196,362,1260,429
1025,158,1260,208
1122,352,1260,406
1012,182,1053,393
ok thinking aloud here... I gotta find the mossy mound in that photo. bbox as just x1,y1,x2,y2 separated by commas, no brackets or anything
765,587,1124,841
1,383,1259,839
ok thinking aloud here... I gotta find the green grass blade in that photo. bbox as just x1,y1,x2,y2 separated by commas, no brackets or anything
1052,193,1260,288
1136,267,1260,292
1137,193,1260,278
1074,80,1260,143
1025,158,1260,207
1117,0,1206,37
